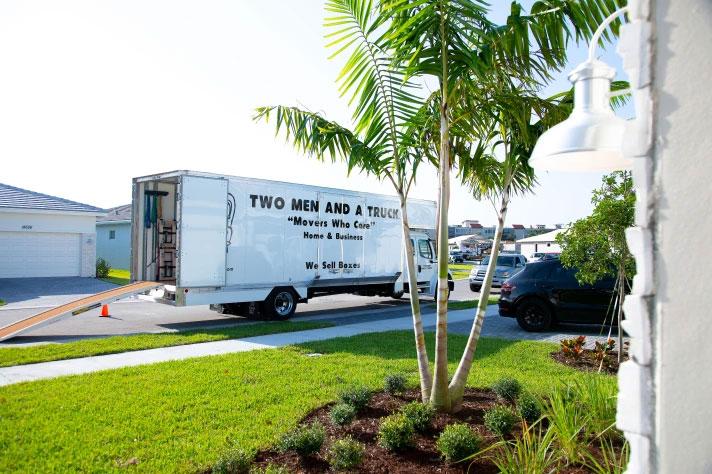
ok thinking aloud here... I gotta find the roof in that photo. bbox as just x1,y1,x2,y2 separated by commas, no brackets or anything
449,235,486,244
512,224,525,229
516,228,566,243
97,204,131,223
0,182,105,214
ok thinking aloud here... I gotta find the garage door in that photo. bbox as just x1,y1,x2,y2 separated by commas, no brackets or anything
0,232,81,278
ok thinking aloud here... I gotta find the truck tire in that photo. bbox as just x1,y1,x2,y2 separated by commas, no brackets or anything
263,287,298,319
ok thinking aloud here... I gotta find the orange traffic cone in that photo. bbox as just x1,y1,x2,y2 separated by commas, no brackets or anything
100,305,110,317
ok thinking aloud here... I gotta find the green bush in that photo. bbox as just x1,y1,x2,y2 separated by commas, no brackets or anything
328,437,365,471
95,257,111,279
384,373,408,396
212,447,254,474
517,392,542,424
484,405,518,437
249,464,289,474
378,413,414,451
492,377,522,403
330,402,357,426
338,385,371,411
399,401,435,433
277,422,325,457
436,423,482,463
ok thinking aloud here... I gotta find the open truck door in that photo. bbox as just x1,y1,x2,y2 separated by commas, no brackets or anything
177,175,229,288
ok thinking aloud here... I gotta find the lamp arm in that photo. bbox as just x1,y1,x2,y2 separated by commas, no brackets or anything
588,6,629,62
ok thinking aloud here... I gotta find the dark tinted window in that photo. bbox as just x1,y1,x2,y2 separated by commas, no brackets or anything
522,262,552,279
548,264,577,283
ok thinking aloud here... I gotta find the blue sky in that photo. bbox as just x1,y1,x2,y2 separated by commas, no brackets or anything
0,0,628,227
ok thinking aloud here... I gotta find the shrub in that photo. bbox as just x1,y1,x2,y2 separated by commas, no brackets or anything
517,392,542,424
277,422,325,457
492,377,522,403
328,437,365,471
338,385,371,411
384,373,408,396
560,336,587,359
249,464,289,474
436,423,482,463
543,386,588,463
212,447,254,474
330,402,357,426
484,405,518,437
570,378,619,440
490,423,558,474
378,413,414,451
96,257,111,278
399,401,435,433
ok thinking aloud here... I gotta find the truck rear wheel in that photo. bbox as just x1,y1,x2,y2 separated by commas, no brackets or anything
263,288,297,319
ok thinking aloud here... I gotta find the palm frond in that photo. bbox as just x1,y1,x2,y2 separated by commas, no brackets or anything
254,105,385,177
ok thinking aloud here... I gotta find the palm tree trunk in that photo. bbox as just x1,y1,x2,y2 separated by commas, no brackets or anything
400,198,432,401
430,9,451,412
617,264,625,363
449,180,511,410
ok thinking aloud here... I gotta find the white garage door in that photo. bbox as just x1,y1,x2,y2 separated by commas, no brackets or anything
0,232,81,278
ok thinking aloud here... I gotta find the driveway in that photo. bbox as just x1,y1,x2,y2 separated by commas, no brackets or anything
0,277,118,309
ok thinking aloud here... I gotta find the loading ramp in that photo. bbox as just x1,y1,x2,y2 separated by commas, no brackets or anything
0,281,163,342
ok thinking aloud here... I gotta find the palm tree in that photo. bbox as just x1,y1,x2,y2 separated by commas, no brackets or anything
254,0,435,401
448,81,570,410
384,0,628,411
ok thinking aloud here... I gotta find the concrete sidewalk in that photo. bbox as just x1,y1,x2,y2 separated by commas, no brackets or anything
0,307,494,387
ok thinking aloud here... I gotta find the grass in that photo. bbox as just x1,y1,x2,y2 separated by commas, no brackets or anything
99,268,131,286
448,295,499,310
0,331,615,473
0,298,5,306
449,263,473,280
0,321,332,367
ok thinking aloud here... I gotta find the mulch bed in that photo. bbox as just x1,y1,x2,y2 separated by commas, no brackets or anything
251,388,615,473
551,350,627,375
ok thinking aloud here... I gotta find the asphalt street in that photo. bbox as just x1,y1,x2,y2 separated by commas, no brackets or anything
0,277,617,347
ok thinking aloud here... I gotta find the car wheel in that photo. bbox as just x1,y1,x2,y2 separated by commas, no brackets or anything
263,288,297,319
470,284,481,292
391,290,404,300
516,299,552,332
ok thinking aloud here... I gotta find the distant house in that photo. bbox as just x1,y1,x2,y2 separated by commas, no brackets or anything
96,204,131,269
0,182,105,278
516,228,565,258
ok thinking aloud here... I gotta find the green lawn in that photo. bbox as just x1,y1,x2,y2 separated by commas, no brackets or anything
0,331,614,473
0,321,332,367
449,263,473,279
100,268,131,286
447,295,499,310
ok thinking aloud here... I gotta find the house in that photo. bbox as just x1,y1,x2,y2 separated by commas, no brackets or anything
0,182,105,278
516,228,565,257
96,204,131,269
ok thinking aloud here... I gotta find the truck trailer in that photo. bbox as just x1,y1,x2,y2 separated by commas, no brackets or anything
131,170,452,319
0,170,454,341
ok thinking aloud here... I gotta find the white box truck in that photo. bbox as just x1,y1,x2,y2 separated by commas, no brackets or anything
130,170,451,319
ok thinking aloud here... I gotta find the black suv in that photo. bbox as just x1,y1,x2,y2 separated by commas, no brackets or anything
498,260,616,331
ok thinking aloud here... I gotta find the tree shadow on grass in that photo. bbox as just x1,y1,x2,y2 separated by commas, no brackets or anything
297,330,521,364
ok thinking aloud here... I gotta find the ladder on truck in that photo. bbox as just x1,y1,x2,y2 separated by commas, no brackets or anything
0,281,163,342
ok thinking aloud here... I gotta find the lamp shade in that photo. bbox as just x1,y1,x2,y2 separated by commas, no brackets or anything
529,60,632,172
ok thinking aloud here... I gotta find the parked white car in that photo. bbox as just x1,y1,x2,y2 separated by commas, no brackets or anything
469,253,527,292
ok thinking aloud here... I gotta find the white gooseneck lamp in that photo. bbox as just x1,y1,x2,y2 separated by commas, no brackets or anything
529,7,632,172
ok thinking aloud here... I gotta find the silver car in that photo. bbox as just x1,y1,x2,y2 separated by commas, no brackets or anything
469,254,527,292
